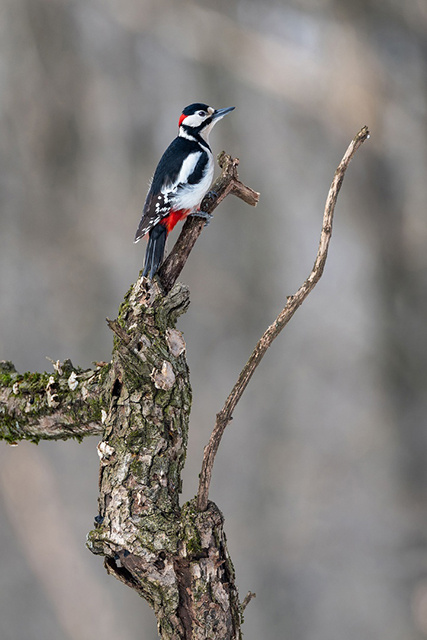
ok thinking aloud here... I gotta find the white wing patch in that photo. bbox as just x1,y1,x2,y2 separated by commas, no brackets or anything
164,152,202,192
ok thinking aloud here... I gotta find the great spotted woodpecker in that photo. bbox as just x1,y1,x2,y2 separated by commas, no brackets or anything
134,103,235,278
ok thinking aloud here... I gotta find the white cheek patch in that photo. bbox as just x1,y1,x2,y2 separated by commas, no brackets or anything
181,113,203,128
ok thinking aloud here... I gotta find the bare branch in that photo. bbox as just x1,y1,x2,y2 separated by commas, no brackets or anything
159,152,259,292
197,126,370,511
241,591,256,613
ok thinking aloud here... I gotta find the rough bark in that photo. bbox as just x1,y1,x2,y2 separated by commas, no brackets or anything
87,277,243,639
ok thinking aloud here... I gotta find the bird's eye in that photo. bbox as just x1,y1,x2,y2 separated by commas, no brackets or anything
198,110,207,117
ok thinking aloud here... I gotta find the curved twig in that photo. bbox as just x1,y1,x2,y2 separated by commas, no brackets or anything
197,126,370,511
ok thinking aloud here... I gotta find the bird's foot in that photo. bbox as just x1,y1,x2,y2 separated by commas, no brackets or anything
190,210,213,226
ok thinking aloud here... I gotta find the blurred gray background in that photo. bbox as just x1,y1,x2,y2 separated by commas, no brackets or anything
1,0,427,638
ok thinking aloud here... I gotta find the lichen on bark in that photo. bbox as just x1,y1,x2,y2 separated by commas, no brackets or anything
0,359,107,443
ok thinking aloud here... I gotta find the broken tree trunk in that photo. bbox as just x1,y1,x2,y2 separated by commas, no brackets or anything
87,277,243,639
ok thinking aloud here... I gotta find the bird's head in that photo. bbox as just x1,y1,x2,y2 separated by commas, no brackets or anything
178,103,235,142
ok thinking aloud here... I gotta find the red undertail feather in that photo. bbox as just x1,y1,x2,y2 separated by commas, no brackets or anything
160,209,191,233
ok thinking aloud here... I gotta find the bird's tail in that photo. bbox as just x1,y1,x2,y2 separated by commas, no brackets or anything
142,223,167,279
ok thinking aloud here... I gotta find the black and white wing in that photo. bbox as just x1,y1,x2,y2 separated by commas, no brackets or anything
134,137,209,242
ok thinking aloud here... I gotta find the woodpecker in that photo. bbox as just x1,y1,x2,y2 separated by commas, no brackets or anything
134,102,235,279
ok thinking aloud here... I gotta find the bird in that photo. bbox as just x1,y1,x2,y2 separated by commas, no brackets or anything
134,102,235,279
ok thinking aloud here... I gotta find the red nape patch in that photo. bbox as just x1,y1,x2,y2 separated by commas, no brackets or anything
160,209,190,233
178,113,186,127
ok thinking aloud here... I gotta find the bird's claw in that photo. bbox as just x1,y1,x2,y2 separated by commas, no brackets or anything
190,210,213,226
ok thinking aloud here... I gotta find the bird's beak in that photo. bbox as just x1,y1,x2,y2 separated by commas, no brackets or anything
212,106,235,121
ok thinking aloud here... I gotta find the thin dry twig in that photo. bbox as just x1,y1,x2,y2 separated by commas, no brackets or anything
159,152,259,292
241,591,256,613
197,126,370,512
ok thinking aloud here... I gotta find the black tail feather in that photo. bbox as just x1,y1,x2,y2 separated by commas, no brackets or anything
142,224,167,279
